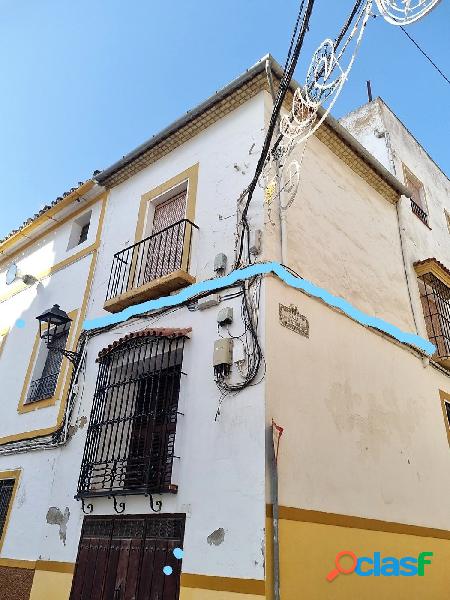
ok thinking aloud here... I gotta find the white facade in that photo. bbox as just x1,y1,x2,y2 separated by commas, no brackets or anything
0,88,268,592
0,64,449,600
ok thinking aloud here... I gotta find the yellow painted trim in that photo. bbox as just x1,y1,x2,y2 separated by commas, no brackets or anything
0,328,9,360
34,560,75,574
439,390,450,448
0,194,109,446
104,270,195,314
266,505,450,540
181,574,265,595
0,470,21,554
0,181,95,260
0,192,107,305
135,163,199,243
0,558,35,570
17,309,79,414
414,258,450,290
103,164,199,312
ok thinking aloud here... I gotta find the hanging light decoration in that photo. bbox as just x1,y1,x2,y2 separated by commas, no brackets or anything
375,0,442,25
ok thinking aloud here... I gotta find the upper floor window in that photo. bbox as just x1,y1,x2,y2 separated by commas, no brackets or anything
415,259,450,368
26,322,70,404
104,164,199,314
403,166,428,226
67,210,92,251
0,328,8,360
76,328,190,499
445,210,450,235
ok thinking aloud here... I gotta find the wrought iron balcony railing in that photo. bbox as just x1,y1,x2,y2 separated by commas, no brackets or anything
26,372,59,404
410,199,429,226
106,219,198,304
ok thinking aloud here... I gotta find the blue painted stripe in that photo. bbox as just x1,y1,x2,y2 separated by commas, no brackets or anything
84,262,435,356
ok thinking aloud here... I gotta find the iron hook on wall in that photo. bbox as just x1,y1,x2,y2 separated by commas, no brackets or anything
80,498,93,515
110,495,126,514
148,494,162,513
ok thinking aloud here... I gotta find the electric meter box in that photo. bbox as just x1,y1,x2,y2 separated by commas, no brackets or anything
213,338,233,366
217,307,233,326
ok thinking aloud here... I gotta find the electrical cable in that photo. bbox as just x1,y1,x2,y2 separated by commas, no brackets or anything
235,0,317,267
400,25,450,86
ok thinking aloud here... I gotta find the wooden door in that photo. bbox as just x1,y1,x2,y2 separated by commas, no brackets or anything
70,515,185,600
143,192,187,285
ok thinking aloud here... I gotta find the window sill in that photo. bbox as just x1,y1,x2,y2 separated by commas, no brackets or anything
104,270,195,314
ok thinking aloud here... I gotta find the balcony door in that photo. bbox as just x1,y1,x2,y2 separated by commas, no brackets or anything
143,192,187,285
70,514,185,600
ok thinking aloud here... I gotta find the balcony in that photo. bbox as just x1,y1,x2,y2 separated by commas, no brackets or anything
410,199,429,227
104,219,198,313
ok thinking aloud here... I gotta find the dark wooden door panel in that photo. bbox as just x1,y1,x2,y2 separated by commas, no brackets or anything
70,515,184,600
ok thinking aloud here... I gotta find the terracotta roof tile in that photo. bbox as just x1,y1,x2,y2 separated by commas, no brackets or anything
0,178,94,246
414,257,450,280
97,327,191,360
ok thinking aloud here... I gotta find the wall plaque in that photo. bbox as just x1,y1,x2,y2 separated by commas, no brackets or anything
279,303,309,338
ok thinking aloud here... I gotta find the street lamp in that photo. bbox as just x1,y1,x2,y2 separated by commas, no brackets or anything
36,304,81,366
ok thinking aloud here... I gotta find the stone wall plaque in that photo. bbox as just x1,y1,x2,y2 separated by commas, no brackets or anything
279,303,309,338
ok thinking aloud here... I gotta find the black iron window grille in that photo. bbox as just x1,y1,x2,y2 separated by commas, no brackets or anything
410,199,429,226
0,479,15,540
77,334,186,499
445,402,450,430
106,219,198,302
418,273,450,359
26,327,70,404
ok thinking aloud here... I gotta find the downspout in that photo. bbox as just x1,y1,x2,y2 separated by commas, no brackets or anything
269,423,282,600
265,59,287,265
376,115,429,367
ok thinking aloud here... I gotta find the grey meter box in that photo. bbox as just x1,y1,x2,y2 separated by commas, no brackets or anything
213,338,233,366
217,307,233,326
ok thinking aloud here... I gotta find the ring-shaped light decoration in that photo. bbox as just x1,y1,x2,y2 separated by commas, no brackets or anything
265,0,372,195
375,0,442,25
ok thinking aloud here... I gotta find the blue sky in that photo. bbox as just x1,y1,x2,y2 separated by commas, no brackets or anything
0,0,448,240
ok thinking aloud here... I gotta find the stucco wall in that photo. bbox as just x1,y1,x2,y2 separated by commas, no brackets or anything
341,99,450,341
0,254,92,440
262,92,415,334
88,92,266,321
0,296,266,589
265,275,450,529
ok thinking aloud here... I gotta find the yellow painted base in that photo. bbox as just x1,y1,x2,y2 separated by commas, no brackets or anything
180,590,264,600
266,516,449,600
104,270,195,313
29,569,73,600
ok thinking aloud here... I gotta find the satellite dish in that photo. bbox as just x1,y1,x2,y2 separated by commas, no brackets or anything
5,262,37,286
5,263,17,285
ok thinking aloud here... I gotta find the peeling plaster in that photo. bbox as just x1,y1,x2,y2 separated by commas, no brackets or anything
207,528,225,546
46,506,70,545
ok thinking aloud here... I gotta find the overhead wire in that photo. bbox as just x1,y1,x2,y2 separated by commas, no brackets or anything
399,25,450,86
235,0,316,267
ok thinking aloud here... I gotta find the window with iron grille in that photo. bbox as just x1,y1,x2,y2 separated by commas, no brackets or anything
418,273,450,360
0,479,15,541
445,401,450,431
26,326,70,404
77,333,186,498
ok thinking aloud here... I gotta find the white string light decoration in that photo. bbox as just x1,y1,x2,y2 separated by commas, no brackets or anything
261,0,442,212
262,0,372,208
375,0,442,24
